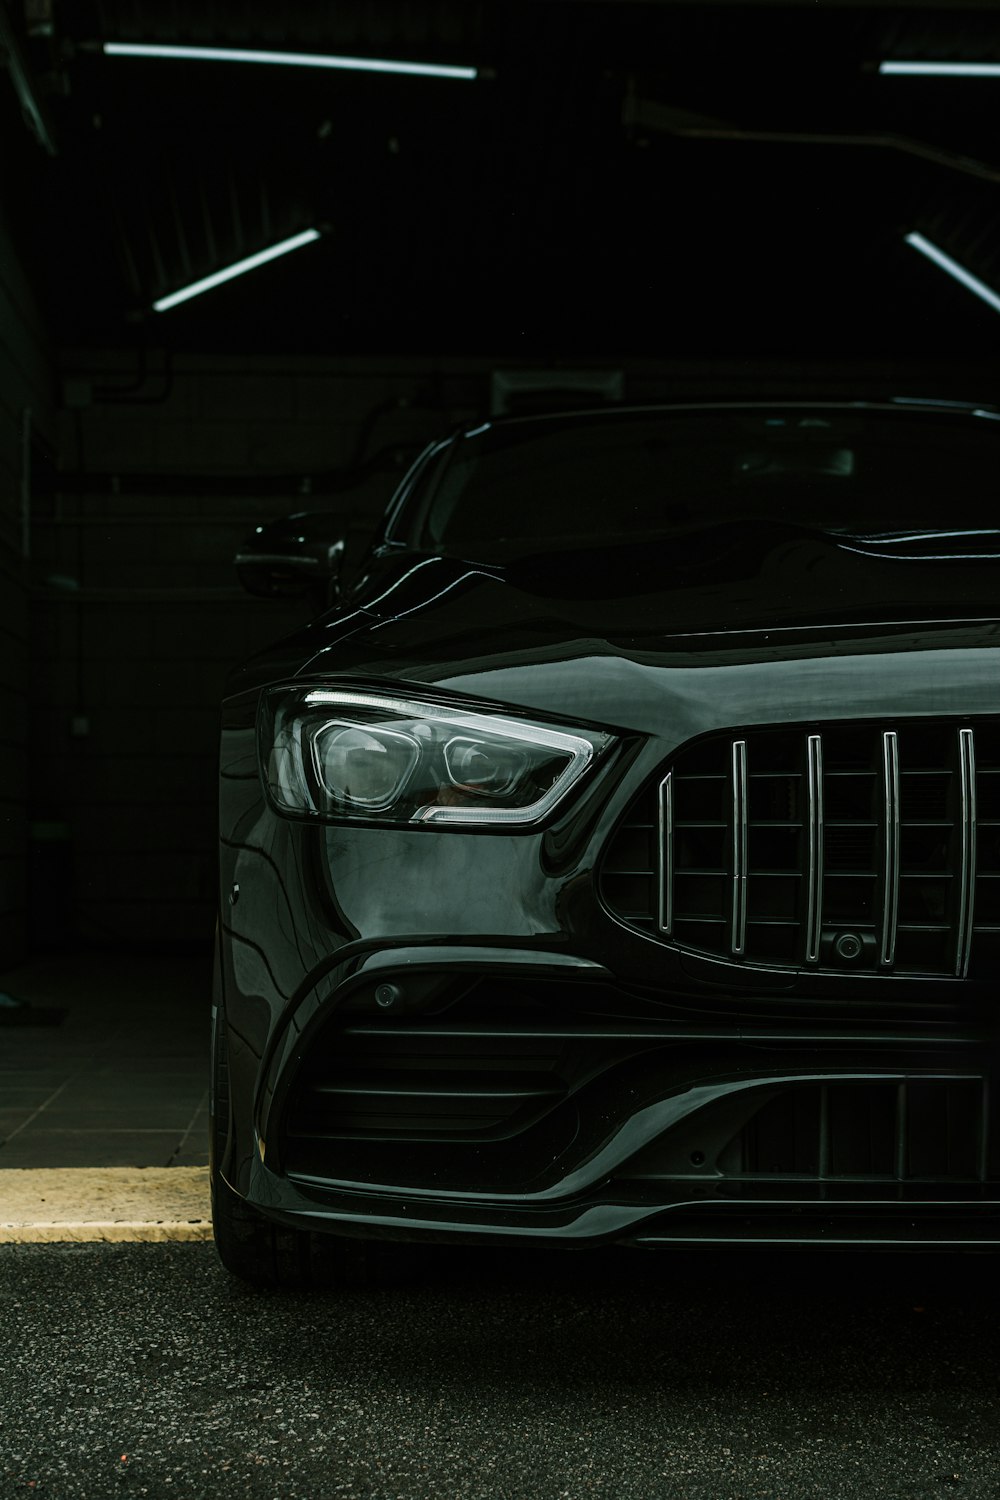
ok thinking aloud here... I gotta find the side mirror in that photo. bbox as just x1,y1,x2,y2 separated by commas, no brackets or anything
234,512,346,602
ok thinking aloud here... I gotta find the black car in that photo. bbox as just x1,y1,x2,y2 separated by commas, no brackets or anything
213,400,1000,1286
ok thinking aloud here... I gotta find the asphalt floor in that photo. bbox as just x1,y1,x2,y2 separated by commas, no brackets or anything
3,1240,1000,1500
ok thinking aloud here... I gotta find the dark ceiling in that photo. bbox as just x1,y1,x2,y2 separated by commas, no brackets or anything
5,0,1000,358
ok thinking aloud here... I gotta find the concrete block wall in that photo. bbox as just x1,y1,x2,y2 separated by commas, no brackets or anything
0,210,54,969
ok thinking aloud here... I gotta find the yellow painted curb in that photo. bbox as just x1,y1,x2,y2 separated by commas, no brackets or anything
0,1166,213,1243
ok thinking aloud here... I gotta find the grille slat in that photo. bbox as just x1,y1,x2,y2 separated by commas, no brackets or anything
879,731,901,969
806,734,824,963
601,719,1000,979
658,770,673,936
956,728,977,978
731,740,748,957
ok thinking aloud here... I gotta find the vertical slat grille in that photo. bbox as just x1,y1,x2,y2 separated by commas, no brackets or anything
599,718,1000,979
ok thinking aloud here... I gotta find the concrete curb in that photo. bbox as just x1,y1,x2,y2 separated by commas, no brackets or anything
0,1166,213,1243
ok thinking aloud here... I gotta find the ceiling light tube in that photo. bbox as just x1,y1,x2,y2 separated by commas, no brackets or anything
880,61,1000,77
152,228,321,313
103,41,478,80
904,232,1000,316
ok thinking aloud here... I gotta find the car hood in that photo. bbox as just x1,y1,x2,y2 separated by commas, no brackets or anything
345,521,1000,650
233,522,1000,736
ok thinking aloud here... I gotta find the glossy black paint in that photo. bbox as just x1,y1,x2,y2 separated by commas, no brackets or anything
216,403,1000,1257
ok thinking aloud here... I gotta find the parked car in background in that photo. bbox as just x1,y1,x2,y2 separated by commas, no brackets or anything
214,400,1000,1286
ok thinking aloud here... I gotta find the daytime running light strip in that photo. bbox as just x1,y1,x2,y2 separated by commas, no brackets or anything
103,42,478,80
152,229,321,313
880,61,1000,77
904,232,1000,317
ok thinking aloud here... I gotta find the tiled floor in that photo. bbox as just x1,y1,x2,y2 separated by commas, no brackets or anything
0,951,210,1168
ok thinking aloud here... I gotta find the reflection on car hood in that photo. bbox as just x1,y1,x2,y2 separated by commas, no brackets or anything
350,523,1000,652
224,523,1000,722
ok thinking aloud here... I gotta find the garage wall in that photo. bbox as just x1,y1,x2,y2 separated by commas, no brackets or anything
0,210,54,970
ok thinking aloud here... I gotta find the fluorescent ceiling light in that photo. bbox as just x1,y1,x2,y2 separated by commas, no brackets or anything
904,232,1000,316
880,61,1000,77
153,228,321,313
103,41,478,80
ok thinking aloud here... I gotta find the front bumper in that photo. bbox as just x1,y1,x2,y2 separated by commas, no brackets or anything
219,942,1000,1250
246,1186,1000,1252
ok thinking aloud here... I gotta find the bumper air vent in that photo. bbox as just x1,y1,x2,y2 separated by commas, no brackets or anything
619,1076,993,1191
284,1026,569,1147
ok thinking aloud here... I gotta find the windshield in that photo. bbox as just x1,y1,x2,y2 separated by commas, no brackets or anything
404,407,1000,562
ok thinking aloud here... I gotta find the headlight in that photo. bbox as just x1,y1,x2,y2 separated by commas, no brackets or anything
261,686,612,827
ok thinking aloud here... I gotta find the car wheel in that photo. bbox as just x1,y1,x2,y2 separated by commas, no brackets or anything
210,1001,368,1290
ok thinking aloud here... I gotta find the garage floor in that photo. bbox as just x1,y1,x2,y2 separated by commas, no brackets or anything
0,952,210,1169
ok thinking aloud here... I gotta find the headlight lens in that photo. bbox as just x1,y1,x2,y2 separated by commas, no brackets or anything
261,687,612,827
